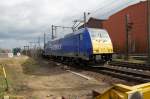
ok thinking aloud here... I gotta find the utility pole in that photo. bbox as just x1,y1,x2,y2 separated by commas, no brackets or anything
125,14,133,60
125,15,129,60
147,0,150,63
44,33,46,49
38,37,41,49
54,26,57,39
24,46,29,56
84,12,87,28
29,42,32,50
23,46,26,55
51,25,54,39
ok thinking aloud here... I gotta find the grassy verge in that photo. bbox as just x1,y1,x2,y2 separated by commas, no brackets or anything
0,56,30,97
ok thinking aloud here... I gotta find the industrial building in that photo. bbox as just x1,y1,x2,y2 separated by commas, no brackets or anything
82,1,148,55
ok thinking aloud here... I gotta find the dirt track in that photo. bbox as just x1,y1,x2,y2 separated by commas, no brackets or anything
0,56,109,99
0,56,132,99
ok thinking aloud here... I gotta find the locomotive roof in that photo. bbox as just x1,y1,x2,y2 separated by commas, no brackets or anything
50,28,107,41
64,28,85,37
50,28,86,41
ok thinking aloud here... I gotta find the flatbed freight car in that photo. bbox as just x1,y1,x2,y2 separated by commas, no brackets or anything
43,28,113,62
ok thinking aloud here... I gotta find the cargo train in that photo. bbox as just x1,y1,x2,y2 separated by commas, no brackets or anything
43,28,113,62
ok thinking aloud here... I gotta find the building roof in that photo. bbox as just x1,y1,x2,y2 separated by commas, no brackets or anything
79,1,146,29
78,18,106,29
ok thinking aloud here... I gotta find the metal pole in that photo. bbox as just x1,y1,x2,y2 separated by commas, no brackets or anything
29,42,32,50
24,46,27,56
44,33,46,49
24,46,25,51
51,25,54,39
125,15,129,60
84,12,87,28
147,0,150,63
54,26,57,38
38,37,40,49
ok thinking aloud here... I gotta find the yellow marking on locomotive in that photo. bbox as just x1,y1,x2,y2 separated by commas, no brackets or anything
92,38,113,54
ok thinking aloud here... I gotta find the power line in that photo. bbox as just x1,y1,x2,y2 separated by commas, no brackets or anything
51,25,74,39
72,1,115,21
80,0,140,21
48,1,142,42
90,0,117,15
72,0,137,29
98,0,140,18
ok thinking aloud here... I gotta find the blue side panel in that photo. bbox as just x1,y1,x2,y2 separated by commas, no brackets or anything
44,28,93,60
78,28,93,58
62,33,79,56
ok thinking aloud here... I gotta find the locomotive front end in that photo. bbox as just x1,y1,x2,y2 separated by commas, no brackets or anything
88,28,113,61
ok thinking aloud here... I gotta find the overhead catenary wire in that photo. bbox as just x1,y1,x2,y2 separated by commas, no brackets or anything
97,0,141,18
48,0,143,41
89,0,117,15
50,1,139,35
88,0,140,19
72,0,137,29
51,25,74,39
74,0,121,22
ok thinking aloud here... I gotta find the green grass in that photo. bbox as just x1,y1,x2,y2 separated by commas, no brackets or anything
0,76,7,98
0,56,30,97
0,56,46,98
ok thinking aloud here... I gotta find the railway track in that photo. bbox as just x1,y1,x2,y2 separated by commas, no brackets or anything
109,61,150,71
50,58,150,83
89,61,150,83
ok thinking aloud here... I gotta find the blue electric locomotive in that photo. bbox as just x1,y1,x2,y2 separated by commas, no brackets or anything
44,28,113,61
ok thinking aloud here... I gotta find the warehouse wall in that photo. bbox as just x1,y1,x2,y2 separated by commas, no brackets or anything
102,1,148,54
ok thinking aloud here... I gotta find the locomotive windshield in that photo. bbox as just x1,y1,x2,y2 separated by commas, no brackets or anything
88,28,110,39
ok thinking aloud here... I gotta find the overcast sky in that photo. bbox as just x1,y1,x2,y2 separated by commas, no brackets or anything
0,0,144,49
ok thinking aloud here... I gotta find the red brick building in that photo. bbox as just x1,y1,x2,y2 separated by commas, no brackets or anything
82,1,148,54
79,18,106,29
102,1,148,54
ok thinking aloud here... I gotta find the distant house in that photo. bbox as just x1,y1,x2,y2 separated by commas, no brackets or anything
80,1,148,55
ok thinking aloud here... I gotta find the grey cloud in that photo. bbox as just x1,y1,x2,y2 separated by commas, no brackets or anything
0,0,144,49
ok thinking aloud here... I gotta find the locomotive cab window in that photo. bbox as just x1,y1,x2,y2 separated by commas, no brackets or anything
89,28,110,40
